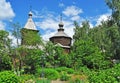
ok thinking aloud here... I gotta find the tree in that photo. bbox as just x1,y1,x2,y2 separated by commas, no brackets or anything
10,22,22,75
23,49,43,74
45,41,70,68
72,21,112,70
0,30,12,71
21,28,42,46
106,0,120,26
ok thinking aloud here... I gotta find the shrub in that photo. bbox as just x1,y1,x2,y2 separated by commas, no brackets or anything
19,74,35,82
88,71,117,83
0,71,20,83
37,68,59,80
70,75,88,83
79,67,91,74
55,67,74,74
88,63,120,83
0,55,12,71
69,79,83,83
60,72,70,81
36,79,51,83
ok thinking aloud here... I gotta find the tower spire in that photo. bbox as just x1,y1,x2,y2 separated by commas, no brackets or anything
60,14,62,22
28,0,32,18
30,5,32,12
58,14,64,32
58,14,64,29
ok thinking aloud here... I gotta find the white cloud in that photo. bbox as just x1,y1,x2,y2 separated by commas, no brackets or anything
36,18,59,30
96,13,111,26
42,31,57,41
71,15,80,21
59,3,65,7
8,33,21,46
0,0,15,20
0,21,6,30
62,5,83,17
34,6,83,41
0,0,15,30
89,22,94,28
41,22,74,41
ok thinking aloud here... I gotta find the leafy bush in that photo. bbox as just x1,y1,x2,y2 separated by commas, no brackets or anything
19,74,35,82
78,67,91,74
70,74,88,83
69,79,83,83
60,72,70,81
0,54,12,71
88,64,120,83
88,71,117,83
55,67,74,74
37,68,59,80
0,71,20,83
36,79,51,83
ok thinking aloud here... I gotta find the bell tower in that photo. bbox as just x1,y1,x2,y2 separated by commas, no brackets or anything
50,14,72,53
21,10,40,46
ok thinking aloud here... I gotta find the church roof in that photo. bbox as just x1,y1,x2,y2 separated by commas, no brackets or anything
24,11,37,30
53,30,70,38
51,20,71,38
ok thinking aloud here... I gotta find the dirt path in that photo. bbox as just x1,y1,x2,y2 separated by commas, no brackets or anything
51,80,68,83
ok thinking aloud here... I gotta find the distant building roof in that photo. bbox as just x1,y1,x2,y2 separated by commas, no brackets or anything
51,19,71,38
24,11,37,30
53,30,70,38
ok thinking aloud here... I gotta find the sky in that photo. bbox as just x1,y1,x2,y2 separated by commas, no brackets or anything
0,0,111,44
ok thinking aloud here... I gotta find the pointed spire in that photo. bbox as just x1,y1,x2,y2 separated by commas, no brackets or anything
58,14,64,32
58,14,64,28
28,5,32,17
24,10,37,30
28,11,32,17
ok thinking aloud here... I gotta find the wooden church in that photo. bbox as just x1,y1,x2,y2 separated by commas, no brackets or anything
49,16,72,53
21,11,72,53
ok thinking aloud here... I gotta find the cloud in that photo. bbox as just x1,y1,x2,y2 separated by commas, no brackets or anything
89,22,94,28
34,6,83,41
96,13,111,26
71,15,80,21
62,5,83,17
42,31,57,41
36,18,59,30
59,3,65,7
8,33,21,47
0,21,6,30
0,0,15,20
0,0,15,30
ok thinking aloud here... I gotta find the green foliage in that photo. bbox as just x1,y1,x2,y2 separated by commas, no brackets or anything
72,39,107,69
36,79,51,83
18,74,36,83
0,54,12,71
10,22,21,47
23,49,43,74
0,30,12,71
55,67,74,74
21,28,42,45
60,72,70,81
78,67,91,75
37,68,59,80
72,21,114,70
89,71,117,83
45,41,70,67
88,63,120,83
106,0,120,26
0,71,20,83
69,79,85,83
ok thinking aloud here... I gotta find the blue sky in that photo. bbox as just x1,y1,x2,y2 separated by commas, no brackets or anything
0,0,111,43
